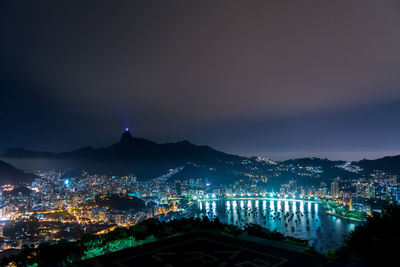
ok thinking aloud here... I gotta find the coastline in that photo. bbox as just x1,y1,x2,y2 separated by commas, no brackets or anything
325,210,366,223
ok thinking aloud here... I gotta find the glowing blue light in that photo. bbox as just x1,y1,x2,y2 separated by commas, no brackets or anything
64,179,70,187
125,127,129,132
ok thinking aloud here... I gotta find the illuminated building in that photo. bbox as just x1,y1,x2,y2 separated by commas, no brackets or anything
331,182,339,198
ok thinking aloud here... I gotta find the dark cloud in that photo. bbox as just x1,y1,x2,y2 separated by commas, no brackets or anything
1,0,400,160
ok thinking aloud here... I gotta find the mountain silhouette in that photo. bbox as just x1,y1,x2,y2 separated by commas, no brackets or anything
3,130,241,162
285,156,400,176
1,130,245,181
358,155,400,174
5,131,400,182
0,160,36,185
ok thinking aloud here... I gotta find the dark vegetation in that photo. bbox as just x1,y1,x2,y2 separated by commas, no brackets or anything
87,194,146,211
327,204,400,266
1,217,312,267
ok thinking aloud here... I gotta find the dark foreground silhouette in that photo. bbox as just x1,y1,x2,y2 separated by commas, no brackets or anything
2,205,399,266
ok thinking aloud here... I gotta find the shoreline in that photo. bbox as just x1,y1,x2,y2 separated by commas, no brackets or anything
325,210,366,223
196,197,318,203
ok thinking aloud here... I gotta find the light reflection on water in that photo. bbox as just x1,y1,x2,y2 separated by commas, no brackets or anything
193,199,358,253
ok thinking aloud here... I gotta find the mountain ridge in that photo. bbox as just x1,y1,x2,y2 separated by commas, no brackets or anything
358,155,400,174
3,130,243,162
0,160,36,185
3,132,400,182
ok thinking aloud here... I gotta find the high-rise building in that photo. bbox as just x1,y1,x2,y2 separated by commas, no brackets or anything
331,182,339,198
289,179,297,193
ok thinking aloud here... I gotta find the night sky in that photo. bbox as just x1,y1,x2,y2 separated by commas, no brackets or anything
1,0,400,160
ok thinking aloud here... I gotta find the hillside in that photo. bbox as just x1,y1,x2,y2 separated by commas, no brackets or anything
2,130,244,181
0,160,36,185
3,130,242,162
358,155,400,174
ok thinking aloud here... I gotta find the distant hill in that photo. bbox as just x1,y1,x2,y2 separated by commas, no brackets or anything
5,131,399,182
284,156,400,178
0,160,36,185
3,130,242,162
2,130,244,181
283,157,358,181
171,164,245,184
283,157,344,167
358,155,400,174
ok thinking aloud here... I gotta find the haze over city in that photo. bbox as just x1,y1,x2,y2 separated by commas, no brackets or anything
1,0,400,160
